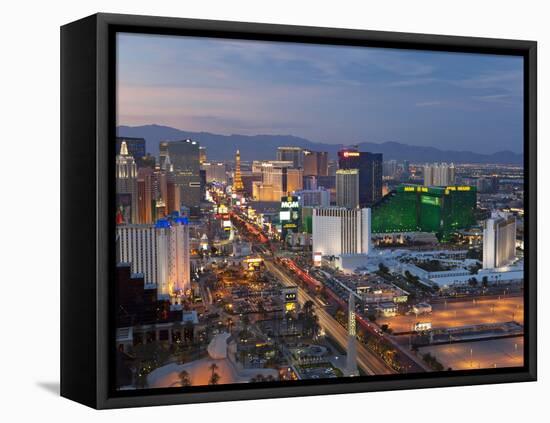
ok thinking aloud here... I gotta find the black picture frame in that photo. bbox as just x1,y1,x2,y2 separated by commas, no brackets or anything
61,12,537,409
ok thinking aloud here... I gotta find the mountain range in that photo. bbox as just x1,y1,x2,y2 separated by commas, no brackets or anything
117,124,523,164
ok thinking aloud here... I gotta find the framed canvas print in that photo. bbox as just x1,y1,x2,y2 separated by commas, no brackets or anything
60,13,537,409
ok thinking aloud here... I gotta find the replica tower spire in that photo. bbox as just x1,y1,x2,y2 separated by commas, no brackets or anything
233,149,244,193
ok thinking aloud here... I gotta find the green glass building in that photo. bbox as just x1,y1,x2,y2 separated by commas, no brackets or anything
301,207,313,234
371,184,477,239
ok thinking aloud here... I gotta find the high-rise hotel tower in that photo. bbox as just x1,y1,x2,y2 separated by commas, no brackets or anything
483,211,517,269
160,139,201,213
116,141,138,224
277,146,303,168
423,162,456,187
116,217,191,299
338,148,382,206
312,207,371,259
336,169,360,209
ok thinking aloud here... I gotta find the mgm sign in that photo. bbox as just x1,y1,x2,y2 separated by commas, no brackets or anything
280,195,301,236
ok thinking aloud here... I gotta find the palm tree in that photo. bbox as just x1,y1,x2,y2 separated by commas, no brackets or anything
250,374,265,383
302,300,318,337
303,300,314,317
209,362,219,379
172,321,182,344
184,321,194,344
135,366,149,389
209,372,220,385
179,370,191,387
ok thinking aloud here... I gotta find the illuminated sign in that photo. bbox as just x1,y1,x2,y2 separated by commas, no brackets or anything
342,151,360,157
280,195,300,234
393,295,408,304
283,289,297,312
421,195,440,206
414,322,432,331
404,186,415,192
245,257,263,264
247,259,262,270
446,186,472,191
285,293,297,302
281,201,299,209
281,196,299,209
280,211,291,221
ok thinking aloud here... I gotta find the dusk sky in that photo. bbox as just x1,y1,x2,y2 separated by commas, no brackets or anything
117,33,524,154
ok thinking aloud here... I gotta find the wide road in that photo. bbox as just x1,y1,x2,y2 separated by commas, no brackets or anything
265,260,395,376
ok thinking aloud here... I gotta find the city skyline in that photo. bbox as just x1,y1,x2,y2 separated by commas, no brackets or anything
114,34,525,391
117,33,524,154
115,134,525,389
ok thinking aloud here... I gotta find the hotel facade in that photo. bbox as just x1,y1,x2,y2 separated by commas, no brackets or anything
483,212,517,269
116,218,191,298
312,207,371,258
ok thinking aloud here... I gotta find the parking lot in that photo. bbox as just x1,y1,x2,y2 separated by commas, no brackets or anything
419,336,524,370
378,295,524,333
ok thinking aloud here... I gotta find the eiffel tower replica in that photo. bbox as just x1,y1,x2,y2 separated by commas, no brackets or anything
233,149,244,193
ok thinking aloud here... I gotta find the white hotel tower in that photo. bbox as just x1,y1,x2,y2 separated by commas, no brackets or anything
312,207,371,258
423,162,456,187
483,211,517,269
156,218,191,296
116,218,190,299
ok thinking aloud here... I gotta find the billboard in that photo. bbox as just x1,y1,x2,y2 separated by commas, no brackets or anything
313,252,322,266
280,195,300,236
280,210,291,221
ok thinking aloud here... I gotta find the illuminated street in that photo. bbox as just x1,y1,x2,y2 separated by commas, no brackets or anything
265,260,394,375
